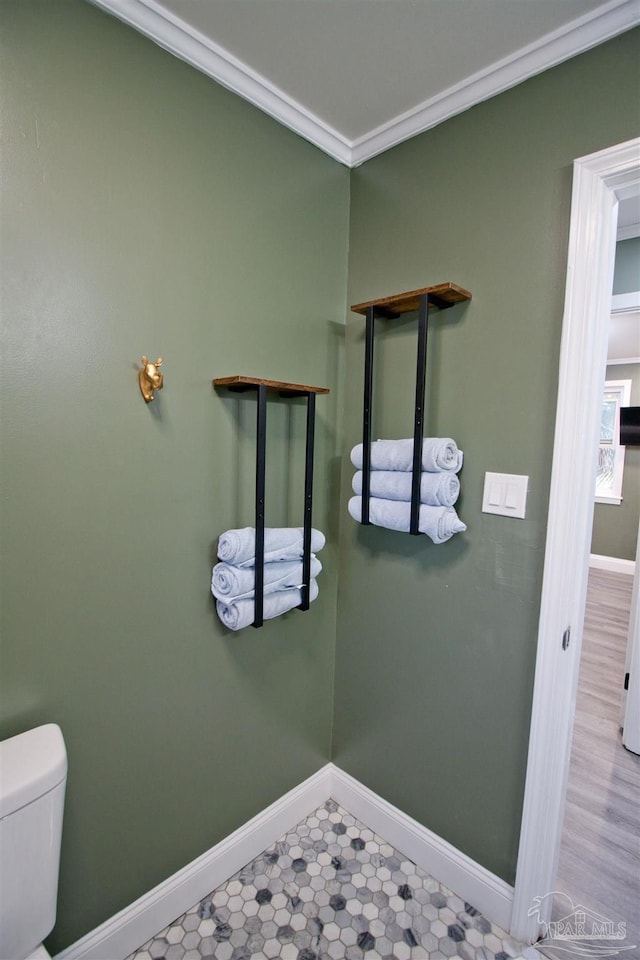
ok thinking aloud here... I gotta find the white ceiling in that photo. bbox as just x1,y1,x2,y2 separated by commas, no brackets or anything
90,0,638,166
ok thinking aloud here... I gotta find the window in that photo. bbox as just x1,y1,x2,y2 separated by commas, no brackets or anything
595,379,631,504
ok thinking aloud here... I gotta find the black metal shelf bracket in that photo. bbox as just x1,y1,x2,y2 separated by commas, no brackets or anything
362,307,375,526
361,292,430,535
411,293,429,535
213,376,329,627
300,391,316,611
254,384,267,626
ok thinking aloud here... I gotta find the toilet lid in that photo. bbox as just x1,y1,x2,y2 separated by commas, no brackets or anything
0,724,67,818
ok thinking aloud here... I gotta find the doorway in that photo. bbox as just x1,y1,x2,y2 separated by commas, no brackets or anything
509,137,640,944
552,244,640,935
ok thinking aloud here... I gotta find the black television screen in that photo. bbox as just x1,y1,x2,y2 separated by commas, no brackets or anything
620,406,640,446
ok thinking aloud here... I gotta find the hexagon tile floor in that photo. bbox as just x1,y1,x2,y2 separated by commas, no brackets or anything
127,800,542,960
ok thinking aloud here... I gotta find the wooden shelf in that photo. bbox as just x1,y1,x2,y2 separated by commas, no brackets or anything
213,375,330,397
351,282,471,318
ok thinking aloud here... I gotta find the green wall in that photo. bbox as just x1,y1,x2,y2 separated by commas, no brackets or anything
0,0,348,951
2,0,639,951
333,28,640,885
591,363,640,560
613,237,640,295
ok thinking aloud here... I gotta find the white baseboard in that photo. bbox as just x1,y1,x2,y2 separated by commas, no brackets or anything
53,765,332,960
590,553,636,575
55,763,514,959
328,765,514,933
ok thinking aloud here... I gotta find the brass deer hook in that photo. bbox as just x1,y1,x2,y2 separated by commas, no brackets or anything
138,356,164,403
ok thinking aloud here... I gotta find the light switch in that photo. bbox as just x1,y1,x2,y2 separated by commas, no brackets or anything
482,472,528,519
488,481,502,506
505,483,519,509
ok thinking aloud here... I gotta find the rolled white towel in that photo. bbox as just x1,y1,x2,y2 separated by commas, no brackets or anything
211,555,322,601
348,496,466,544
352,469,459,507
216,579,319,631
350,438,463,473
217,527,326,568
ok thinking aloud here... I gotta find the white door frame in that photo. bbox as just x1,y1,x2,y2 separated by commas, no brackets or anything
510,137,640,944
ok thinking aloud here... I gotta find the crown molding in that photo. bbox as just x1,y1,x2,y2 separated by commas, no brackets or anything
612,291,640,312
618,220,640,240
350,0,640,165
87,0,352,165
89,0,639,169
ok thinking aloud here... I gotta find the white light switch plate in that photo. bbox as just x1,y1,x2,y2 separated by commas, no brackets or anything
482,472,528,519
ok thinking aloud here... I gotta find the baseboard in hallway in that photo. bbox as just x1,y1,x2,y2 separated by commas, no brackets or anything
589,553,635,576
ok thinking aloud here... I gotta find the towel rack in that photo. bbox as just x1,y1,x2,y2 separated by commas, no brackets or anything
350,283,472,536
213,376,330,628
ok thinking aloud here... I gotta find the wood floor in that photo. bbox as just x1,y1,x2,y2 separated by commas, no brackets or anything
552,568,639,950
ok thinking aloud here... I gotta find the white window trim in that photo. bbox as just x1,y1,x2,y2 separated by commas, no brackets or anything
595,378,631,504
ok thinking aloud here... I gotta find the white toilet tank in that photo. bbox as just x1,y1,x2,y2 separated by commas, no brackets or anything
0,724,67,960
